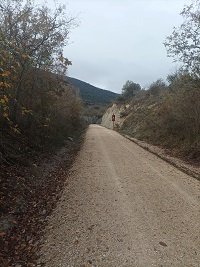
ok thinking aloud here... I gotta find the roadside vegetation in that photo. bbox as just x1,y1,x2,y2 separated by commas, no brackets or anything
116,1,200,163
0,0,85,163
0,0,86,265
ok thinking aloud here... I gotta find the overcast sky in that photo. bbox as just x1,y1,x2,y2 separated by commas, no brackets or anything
59,0,192,93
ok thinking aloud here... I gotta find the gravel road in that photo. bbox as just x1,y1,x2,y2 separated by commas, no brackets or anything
38,125,200,267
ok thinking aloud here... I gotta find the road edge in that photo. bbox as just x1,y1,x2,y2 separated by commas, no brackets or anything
121,133,200,181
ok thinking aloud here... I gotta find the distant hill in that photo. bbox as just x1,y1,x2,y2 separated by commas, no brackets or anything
67,77,118,105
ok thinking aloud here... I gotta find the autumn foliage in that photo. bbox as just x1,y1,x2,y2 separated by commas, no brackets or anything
0,1,85,265
0,0,84,162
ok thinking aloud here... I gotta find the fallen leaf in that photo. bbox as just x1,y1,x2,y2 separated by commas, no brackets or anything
0,232,6,237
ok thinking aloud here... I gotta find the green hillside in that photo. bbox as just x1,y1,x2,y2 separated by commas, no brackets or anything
67,77,118,105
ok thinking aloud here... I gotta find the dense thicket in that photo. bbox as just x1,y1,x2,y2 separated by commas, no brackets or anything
0,0,84,162
117,73,200,161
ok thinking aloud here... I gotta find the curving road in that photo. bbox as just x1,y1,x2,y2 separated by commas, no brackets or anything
38,125,200,267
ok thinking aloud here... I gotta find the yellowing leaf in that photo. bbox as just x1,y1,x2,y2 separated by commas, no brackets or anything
3,82,11,88
0,99,5,104
1,71,10,77
0,232,5,237
22,109,29,115
3,112,9,117
59,56,64,62
2,50,7,57
0,82,10,88
22,54,29,59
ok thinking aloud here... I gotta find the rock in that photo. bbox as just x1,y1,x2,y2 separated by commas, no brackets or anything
159,241,167,247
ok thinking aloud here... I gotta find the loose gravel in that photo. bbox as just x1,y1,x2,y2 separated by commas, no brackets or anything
37,125,200,267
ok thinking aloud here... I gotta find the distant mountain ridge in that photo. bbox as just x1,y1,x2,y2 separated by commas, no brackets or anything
67,77,118,105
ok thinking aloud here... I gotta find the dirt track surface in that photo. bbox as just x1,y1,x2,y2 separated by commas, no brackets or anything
38,125,200,267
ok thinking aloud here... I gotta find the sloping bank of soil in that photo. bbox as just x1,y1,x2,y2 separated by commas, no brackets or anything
0,133,85,267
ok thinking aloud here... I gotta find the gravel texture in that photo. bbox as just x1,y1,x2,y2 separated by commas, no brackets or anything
124,135,200,180
37,125,200,267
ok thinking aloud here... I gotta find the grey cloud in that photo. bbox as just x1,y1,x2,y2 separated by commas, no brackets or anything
62,0,191,93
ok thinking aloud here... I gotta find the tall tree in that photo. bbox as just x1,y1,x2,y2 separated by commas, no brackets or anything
0,0,76,125
0,0,75,73
122,80,141,99
164,0,200,76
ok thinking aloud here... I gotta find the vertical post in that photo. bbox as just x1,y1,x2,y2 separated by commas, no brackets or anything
112,114,115,130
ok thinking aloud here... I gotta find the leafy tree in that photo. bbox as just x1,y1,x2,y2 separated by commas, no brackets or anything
0,0,74,71
164,0,200,76
147,79,168,95
0,0,76,127
122,80,141,99
0,0,85,157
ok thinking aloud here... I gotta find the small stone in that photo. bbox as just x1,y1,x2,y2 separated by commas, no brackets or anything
159,241,167,247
